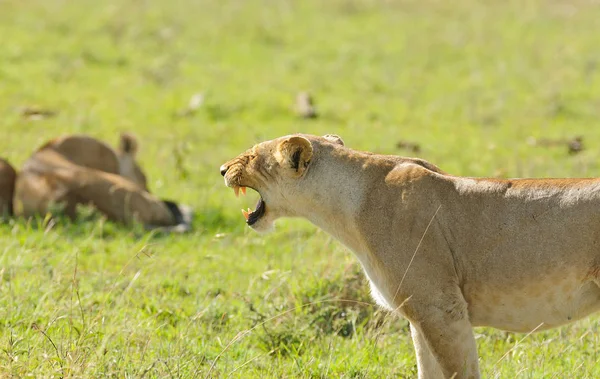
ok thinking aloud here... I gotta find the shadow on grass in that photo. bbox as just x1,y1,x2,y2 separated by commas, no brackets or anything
242,265,409,358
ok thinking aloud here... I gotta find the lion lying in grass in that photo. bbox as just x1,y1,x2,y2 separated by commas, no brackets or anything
0,158,16,217
221,133,600,379
1,133,191,231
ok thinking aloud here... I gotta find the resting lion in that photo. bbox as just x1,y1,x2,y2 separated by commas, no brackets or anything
0,158,16,216
221,133,600,379
0,133,190,231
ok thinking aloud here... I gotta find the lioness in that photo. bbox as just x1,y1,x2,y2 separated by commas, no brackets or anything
221,133,600,379
0,158,16,216
2,133,190,230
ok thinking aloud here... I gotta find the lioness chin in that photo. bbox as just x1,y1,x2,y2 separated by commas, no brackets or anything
221,133,600,379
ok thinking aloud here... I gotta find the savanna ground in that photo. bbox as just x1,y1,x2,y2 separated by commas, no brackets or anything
1,0,600,377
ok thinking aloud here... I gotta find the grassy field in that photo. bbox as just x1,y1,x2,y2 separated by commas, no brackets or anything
1,0,600,377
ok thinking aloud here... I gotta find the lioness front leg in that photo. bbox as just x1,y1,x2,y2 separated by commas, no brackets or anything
407,292,480,378
411,323,445,379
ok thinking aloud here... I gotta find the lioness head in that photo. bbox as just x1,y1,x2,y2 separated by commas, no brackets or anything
118,133,149,191
220,134,344,232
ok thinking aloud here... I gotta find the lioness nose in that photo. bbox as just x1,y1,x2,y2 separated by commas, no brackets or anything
220,164,228,176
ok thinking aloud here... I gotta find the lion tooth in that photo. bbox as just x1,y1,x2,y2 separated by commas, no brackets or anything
240,186,247,196
242,209,249,220
233,186,240,197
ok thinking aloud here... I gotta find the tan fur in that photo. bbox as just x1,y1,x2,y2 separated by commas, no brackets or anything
0,158,16,216
221,133,600,379
12,134,177,227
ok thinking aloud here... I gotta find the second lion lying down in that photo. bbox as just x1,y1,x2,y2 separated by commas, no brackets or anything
0,133,191,231
221,133,600,379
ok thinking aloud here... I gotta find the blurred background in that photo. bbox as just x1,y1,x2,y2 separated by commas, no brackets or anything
0,0,599,377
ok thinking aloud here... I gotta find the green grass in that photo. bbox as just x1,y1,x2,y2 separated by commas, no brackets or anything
1,0,600,377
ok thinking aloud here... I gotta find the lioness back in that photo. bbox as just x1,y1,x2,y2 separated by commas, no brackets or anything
39,135,121,174
35,133,148,191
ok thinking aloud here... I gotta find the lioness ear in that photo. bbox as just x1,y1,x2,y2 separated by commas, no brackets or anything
120,133,138,157
276,136,313,176
323,134,344,146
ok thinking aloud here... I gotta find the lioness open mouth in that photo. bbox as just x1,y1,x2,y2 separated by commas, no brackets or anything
232,185,266,226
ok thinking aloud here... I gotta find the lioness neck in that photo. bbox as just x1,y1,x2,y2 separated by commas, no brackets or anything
295,147,398,254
